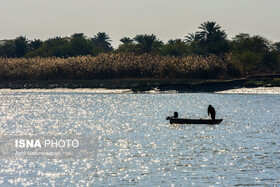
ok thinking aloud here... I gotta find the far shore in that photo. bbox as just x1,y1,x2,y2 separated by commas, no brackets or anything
0,74,279,94
1,86,280,95
0,78,248,93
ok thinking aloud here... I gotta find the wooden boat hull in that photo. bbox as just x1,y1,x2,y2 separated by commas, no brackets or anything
169,118,223,124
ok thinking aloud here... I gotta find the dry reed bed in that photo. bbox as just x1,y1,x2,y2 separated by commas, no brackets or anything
0,53,231,80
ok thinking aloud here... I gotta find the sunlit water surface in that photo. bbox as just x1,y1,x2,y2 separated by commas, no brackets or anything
0,90,279,186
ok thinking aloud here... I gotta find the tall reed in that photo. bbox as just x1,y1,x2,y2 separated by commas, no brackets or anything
0,53,233,80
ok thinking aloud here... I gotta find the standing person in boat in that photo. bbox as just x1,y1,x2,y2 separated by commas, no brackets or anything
208,105,216,120
173,112,178,118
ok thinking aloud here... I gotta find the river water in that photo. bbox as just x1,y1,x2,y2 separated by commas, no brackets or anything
0,90,279,186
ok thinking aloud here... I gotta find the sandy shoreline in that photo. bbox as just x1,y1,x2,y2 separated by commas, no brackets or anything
0,87,280,94
216,87,280,95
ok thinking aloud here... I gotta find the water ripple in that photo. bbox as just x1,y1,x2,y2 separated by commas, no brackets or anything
0,91,279,185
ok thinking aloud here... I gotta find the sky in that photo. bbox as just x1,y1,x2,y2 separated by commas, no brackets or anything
0,0,280,48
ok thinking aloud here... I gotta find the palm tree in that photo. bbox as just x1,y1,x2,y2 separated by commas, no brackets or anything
134,34,163,53
198,21,226,41
185,32,201,44
29,39,43,50
274,42,280,52
71,33,85,38
14,36,29,57
197,21,229,55
120,37,133,44
133,35,145,45
162,39,188,57
116,37,136,53
91,32,113,52
167,39,184,45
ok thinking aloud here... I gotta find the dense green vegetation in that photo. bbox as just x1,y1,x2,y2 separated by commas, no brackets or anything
0,21,279,79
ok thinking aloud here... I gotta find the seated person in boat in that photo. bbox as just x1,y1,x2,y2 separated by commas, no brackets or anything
208,105,216,120
166,112,178,120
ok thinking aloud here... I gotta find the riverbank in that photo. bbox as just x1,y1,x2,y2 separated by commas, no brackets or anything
216,87,280,94
0,74,280,93
0,78,247,93
1,86,280,94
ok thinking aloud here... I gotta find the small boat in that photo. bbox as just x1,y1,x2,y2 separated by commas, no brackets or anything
167,117,223,125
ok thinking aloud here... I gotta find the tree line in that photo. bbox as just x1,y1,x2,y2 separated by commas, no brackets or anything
1,21,280,76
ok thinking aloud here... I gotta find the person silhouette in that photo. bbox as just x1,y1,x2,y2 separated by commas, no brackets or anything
166,112,178,120
173,112,178,118
208,105,216,120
